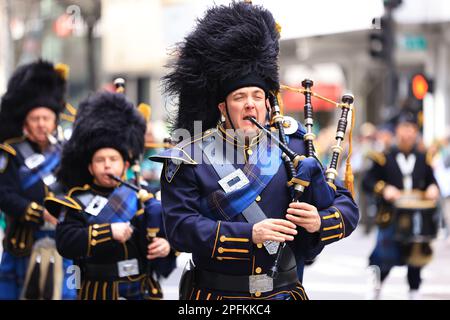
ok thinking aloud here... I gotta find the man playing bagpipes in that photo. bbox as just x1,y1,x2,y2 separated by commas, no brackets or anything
45,92,176,300
151,1,359,300
0,60,76,300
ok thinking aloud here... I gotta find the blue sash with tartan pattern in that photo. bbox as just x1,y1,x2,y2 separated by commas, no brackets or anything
204,132,282,221
19,146,61,190
86,185,139,224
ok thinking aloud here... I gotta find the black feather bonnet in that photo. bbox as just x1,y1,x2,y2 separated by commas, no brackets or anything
0,59,67,142
58,91,146,188
163,1,280,134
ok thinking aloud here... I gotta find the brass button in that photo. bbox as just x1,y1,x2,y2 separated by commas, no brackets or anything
31,202,38,210
90,239,97,246
255,267,262,274
19,242,25,249
334,212,340,219
247,149,253,155
220,235,226,242
25,216,30,221
93,224,99,229
255,195,261,202
257,243,263,249
254,291,261,297
152,288,158,295
92,230,98,237
10,238,16,245
218,247,224,254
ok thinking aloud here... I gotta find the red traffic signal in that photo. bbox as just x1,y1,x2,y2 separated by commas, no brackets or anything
411,74,429,100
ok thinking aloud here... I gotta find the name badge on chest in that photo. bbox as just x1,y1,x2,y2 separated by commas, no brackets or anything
218,168,249,193
85,195,108,216
25,153,45,170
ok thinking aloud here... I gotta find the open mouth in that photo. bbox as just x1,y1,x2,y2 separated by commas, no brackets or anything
243,115,257,122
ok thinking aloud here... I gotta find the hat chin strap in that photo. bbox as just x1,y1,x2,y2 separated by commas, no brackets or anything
224,102,236,131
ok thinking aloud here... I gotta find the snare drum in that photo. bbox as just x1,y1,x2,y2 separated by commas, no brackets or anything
393,194,439,242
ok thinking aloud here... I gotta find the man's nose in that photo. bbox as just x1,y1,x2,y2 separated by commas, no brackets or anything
37,118,46,128
244,99,256,109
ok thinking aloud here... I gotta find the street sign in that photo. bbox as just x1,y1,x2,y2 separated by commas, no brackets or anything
401,35,427,51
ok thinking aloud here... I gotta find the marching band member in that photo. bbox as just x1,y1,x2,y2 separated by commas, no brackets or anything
152,1,359,300
46,92,176,300
0,60,75,299
363,108,440,300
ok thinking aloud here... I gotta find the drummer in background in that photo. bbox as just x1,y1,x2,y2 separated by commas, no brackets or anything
363,107,440,300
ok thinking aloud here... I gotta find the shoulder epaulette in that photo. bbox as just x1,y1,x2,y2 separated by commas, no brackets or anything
149,129,215,165
45,184,91,216
0,143,16,156
67,184,91,197
366,151,386,166
44,195,82,212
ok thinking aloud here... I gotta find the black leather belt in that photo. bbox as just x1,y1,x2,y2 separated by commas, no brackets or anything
194,268,298,293
84,262,144,279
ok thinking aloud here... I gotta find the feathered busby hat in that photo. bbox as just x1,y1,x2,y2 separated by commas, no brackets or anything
163,1,280,134
58,92,146,188
0,59,68,142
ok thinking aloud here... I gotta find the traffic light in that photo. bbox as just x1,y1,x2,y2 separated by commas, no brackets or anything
410,73,433,100
369,1,402,61
369,15,393,60
383,0,402,9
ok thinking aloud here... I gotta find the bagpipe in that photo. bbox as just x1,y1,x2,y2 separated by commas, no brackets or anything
112,79,176,292
247,79,356,279
112,78,161,236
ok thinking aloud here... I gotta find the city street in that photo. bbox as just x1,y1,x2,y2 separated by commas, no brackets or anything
160,227,450,300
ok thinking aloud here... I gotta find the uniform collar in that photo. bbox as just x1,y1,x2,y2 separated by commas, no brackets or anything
90,183,115,196
217,124,264,148
393,144,417,156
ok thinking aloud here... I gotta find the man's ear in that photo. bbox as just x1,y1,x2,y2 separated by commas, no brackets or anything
218,102,225,115
88,163,93,176
121,161,130,180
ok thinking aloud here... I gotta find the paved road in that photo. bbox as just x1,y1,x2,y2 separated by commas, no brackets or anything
160,227,450,300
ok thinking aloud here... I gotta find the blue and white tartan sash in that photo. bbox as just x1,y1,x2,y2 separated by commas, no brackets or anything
204,134,283,221
19,147,61,190
86,185,139,224
142,197,163,231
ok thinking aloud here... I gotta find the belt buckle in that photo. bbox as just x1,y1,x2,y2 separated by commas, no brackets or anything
263,240,280,255
117,259,139,277
249,274,273,294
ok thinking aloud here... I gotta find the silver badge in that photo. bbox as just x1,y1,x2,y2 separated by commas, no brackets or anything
282,116,299,135
249,274,274,294
42,174,57,186
218,168,249,194
263,240,280,255
25,153,45,170
85,195,108,216
118,259,140,277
